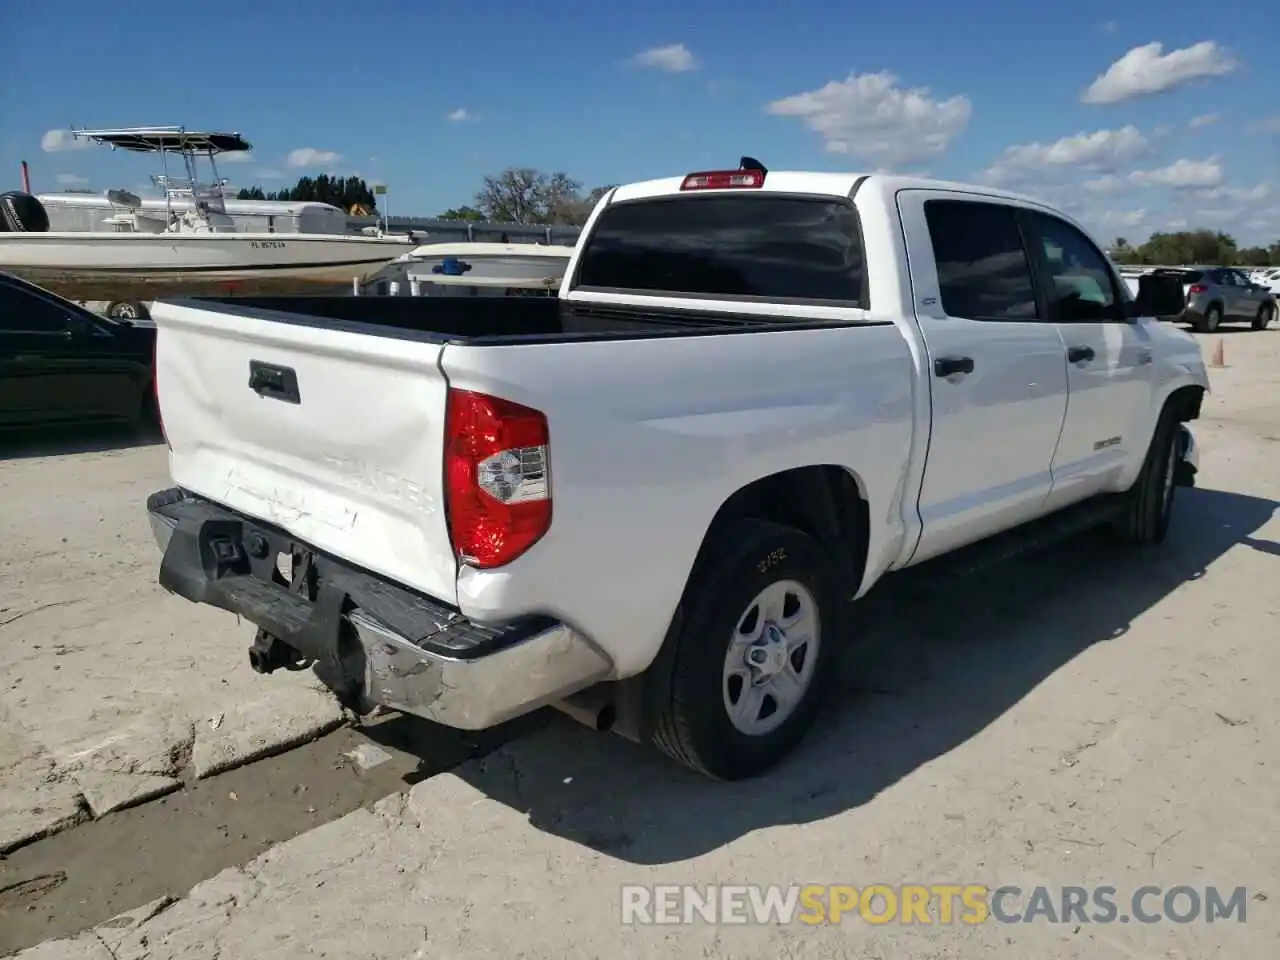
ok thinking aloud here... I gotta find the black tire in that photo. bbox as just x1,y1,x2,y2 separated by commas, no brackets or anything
1113,406,1181,544
1253,300,1275,331
1195,304,1222,333
652,519,838,780
107,300,149,322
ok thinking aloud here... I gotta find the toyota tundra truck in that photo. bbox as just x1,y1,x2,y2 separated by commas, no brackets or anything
144,160,1206,780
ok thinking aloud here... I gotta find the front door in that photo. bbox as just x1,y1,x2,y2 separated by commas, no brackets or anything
897,191,1070,564
1021,209,1158,508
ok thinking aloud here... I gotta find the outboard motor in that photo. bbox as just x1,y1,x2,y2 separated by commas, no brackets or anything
0,191,51,232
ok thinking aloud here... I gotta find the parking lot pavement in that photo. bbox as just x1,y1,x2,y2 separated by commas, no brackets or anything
0,434,345,850
6,326,1280,959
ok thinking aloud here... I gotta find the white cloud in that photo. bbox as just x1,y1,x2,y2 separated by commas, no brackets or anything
41,129,92,153
1188,112,1219,129
254,168,284,180
628,43,698,73
1081,41,1237,105
1129,157,1223,188
765,71,971,166
1247,115,1280,135
447,108,474,122
55,173,88,187
982,125,1148,183
1165,217,1188,230
1083,174,1127,193
286,147,340,168
1100,208,1147,228
219,151,252,163
1196,182,1271,203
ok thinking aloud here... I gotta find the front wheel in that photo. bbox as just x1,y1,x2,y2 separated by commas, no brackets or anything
1113,407,1181,544
1253,300,1275,331
653,520,838,780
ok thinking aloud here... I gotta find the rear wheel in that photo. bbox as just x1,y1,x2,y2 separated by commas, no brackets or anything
653,520,837,780
1253,300,1275,331
1195,304,1223,333
1113,406,1181,544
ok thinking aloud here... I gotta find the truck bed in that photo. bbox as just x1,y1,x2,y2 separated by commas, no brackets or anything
164,294,864,344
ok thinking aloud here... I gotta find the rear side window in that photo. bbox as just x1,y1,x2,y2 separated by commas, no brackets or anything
924,200,1039,320
575,196,865,304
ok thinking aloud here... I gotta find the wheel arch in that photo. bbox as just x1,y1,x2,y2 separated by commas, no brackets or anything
607,464,871,746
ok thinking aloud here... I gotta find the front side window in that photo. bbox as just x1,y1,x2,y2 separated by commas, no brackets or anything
575,195,865,304
0,282,69,333
923,199,1039,320
1029,213,1120,322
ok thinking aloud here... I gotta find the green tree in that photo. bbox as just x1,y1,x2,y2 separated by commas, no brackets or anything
472,168,614,225
437,205,486,221
237,174,377,212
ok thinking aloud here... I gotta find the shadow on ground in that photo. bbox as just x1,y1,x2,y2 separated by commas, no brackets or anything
367,486,1277,864
0,423,163,462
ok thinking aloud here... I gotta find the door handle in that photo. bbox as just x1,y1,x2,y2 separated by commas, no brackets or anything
933,356,974,378
1067,345,1095,364
248,360,302,404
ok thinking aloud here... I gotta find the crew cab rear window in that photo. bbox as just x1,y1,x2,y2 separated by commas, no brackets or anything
574,196,865,304
924,199,1039,320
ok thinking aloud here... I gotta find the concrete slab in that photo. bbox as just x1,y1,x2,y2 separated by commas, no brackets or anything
0,437,345,842
0,720,86,854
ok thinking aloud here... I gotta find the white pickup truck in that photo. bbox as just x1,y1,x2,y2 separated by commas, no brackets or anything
145,161,1206,780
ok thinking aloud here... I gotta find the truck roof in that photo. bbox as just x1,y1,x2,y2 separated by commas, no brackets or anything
610,170,1055,210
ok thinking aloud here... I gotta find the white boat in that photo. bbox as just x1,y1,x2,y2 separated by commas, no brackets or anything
360,241,575,297
0,126,413,301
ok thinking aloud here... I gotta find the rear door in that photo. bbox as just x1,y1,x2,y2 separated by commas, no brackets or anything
1211,269,1245,319
1021,209,1157,507
896,191,1070,563
150,300,460,604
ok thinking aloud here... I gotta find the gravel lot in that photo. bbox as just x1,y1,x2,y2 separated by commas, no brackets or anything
1,326,1276,959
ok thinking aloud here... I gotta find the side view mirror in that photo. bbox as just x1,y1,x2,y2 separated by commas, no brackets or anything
1132,274,1186,319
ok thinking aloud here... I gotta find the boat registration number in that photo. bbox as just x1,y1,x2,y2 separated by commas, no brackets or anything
250,241,287,249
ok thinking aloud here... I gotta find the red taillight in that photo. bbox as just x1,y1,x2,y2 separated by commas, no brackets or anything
444,388,551,569
680,169,765,191
1188,284,1207,295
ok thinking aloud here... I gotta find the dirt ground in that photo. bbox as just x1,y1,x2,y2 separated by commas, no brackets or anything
1,324,1276,959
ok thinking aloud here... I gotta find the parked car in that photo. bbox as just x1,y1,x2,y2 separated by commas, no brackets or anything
1151,266,1276,332
143,163,1204,780
0,271,156,429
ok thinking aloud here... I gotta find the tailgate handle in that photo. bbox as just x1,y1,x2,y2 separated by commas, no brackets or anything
248,360,301,404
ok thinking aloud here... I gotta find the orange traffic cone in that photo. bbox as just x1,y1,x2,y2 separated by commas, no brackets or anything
1209,338,1225,368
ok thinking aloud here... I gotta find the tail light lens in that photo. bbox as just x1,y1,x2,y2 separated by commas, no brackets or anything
1188,284,1207,295
444,388,551,569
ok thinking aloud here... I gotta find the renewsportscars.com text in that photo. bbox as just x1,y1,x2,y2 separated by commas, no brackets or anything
620,884,1251,926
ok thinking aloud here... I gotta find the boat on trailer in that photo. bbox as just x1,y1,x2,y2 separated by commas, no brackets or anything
359,241,575,296
0,126,413,302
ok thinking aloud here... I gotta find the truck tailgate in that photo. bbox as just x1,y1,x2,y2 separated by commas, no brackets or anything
150,300,459,605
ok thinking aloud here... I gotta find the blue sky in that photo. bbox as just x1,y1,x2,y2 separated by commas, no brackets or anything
2,0,1278,245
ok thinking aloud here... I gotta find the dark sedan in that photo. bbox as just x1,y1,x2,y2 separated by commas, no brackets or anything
1,271,157,429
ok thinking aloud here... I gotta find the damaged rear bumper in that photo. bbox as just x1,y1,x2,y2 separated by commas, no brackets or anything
145,488,613,730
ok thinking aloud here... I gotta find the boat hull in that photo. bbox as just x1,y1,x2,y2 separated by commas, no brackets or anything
0,232,414,301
